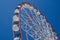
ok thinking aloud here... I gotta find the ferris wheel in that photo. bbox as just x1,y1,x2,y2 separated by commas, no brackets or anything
12,2,58,40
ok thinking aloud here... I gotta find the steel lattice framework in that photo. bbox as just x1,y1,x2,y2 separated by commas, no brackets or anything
12,2,58,40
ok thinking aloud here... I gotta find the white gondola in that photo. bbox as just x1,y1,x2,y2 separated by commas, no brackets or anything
12,24,19,31
13,15,19,22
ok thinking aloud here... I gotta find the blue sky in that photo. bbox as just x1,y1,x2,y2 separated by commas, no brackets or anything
0,0,60,40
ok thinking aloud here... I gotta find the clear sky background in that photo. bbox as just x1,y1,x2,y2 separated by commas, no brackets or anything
0,0,60,40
